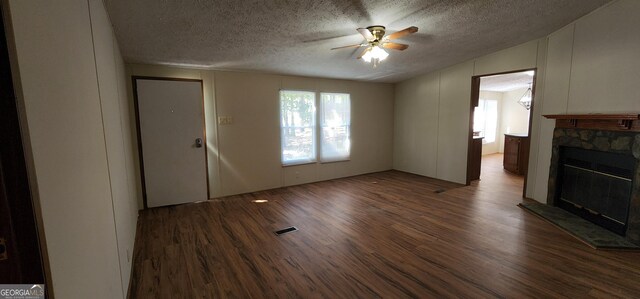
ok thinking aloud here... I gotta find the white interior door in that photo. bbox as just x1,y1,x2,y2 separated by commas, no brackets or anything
135,78,208,208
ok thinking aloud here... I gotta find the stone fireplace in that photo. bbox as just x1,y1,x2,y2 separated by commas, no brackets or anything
544,114,640,245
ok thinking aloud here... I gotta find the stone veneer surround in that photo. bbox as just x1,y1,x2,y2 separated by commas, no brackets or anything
547,127,640,245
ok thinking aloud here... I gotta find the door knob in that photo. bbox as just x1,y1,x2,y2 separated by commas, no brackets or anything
195,138,203,148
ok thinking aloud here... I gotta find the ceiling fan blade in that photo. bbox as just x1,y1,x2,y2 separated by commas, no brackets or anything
357,28,374,41
382,42,409,50
331,44,366,50
385,26,418,40
357,47,370,59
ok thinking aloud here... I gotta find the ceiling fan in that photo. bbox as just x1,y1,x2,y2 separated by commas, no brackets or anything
331,25,418,67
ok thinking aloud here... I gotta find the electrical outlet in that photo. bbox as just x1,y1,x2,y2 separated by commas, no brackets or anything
226,116,233,124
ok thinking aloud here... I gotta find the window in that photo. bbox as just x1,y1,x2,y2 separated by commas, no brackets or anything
320,93,351,162
280,90,316,165
473,99,498,143
280,91,352,165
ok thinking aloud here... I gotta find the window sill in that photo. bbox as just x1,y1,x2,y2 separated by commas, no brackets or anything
320,159,350,164
282,161,317,167
282,159,350,167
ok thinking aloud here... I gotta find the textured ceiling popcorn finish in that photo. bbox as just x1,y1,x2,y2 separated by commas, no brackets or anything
480,71,534,92
105,0,610,83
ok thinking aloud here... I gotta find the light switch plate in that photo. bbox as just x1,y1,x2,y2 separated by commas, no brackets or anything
217,116,233,125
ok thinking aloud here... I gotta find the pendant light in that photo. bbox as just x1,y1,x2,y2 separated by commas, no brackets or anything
518,83,532,110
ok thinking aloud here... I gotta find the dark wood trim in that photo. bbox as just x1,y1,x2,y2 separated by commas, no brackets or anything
199,80,210,200
544,113,640,132
131,76,210,209
466,76,481,185
522,70,537,198
131,78,148,209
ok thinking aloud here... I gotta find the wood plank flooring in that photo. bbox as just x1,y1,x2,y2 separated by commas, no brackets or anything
128,154,640,298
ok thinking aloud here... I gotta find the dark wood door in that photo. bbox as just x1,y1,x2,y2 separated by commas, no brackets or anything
0,5,45,284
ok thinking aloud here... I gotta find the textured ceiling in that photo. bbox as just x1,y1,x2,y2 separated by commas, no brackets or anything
480,71,534,92
104,0,611,83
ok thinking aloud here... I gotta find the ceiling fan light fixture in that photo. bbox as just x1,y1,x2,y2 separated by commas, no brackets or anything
331,25,417,67
362,45,388,67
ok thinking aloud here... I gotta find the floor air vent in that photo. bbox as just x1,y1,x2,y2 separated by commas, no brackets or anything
434,189,446,193
274,226,298,236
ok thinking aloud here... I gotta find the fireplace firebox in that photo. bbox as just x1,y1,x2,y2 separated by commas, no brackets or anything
544,113,640,245
556,146,636,235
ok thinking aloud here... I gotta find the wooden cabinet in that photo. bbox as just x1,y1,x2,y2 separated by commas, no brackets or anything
468,137,483,181
503,134,529,175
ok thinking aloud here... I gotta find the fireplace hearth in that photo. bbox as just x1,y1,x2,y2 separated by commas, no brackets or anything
544,113,640,245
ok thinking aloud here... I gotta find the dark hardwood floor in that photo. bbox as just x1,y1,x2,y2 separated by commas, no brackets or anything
129,154,640,298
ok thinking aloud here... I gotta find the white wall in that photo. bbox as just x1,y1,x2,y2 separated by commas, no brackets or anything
436,61,475,183
394,40,541,184
529,0,640,202
393,73,440,177
8,0,138,297
88,0,138,293
498,87,530,152
126,65,394,204
395,0,640,202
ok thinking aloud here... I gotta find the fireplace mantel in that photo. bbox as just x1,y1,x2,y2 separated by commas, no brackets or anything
544,113,640,132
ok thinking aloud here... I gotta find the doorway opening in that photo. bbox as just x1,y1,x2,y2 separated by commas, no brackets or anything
467,69,536,198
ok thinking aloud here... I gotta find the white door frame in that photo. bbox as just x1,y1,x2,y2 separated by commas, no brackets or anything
132,76,209,208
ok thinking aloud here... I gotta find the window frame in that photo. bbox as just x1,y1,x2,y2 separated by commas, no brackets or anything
474,98,498,144
279,90,317,166
319,92,351,163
